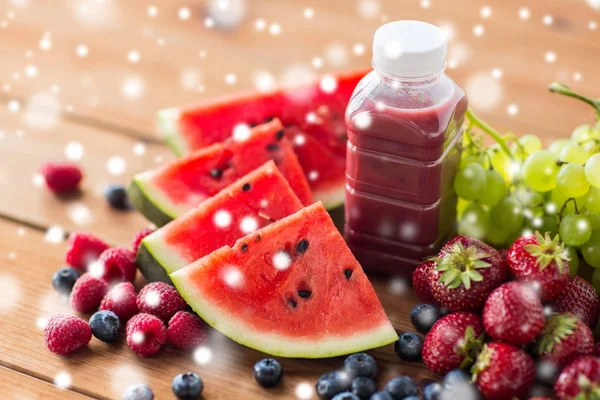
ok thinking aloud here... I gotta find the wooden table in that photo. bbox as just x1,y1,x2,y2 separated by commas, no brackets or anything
0,1,599,399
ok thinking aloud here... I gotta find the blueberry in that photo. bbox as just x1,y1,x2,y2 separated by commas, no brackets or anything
410,304,441,333
384,376,418,400
104,184,130,210
369,391,393,400
344,353,377,379
402,397,420,400
350,377,377,400
316,371,351,400
394,332,424,361
443,369,470,388
89,310,121,342
52,267,80,295
122,383,154,400
423,382,443,400
253,358,283,388
171,372,203,400
332,393,361,400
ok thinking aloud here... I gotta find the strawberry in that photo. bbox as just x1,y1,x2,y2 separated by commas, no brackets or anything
554,356,600,400
430,236,507,311
550,276,599,328
536,313,595,367
422,312,484,375
506,232,570,301
596,343,600,357
482,281,544,345
472,342,535,400
412,260,436,305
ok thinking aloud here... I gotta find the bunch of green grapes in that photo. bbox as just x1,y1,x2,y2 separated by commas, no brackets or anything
454,83,600,292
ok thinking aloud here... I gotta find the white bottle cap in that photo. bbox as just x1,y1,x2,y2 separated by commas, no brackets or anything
372,20,447,78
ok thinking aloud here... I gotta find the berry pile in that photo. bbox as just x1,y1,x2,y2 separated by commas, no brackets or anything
409,234,600,399
45,229,206,359
455,83,600,292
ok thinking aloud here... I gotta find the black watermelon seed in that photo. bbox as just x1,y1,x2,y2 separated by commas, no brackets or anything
295,239,309,254
266,143,280,152
344,269,353,280
249,122,258,128
242,183,251,192
255,234,262,242
287,298,297,308
298,290,312,299
275,129,284,141
264,116,275,123
209,168,223,179
240,243,248,252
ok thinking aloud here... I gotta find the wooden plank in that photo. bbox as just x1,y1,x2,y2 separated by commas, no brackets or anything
0,0,598,140
0,106,173,244
0,365,91,399
0,217,435,399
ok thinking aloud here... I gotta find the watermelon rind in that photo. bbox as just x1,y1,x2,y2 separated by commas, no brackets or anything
157,108,188,158
128,172,187,227
135,228,191,284
171,266,398,358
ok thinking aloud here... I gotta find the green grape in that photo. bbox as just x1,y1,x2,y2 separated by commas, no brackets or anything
558,142,589,164
486,226,510,247
488,146,514,183
559,214,592,246
550,188,580,214
584,187,600,214
490,197,524,233
518,134,543,155
571,125,595,143
555,164,590,198
548,138,571,156
454,163,486,201
479,170,506,206
530,214,559,237
513,185,545,207
581,230,600,268
460,153,480,168
586,212,600,230
457,202,489,239
523,151,560,192
593,268,600,293
585,153,600,188
565,246,579,275
457,197,469,218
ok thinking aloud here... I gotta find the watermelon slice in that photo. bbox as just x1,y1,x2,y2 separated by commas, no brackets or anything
137,161,303,283
129,119,313,226
171,202,398,358
157,68,370,209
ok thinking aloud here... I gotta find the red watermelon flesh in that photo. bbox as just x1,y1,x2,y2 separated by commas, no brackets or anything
137,161,303,282
158,68,370,208
130,118,313,225
171,202,398,358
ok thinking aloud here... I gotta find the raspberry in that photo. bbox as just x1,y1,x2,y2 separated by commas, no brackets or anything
131,227,155,255
99,282,139,322
167,311,207,349
97,247,137,283
137,282,187,322
44,313,91,355
126,313,167,357
70,273,109,313
65,232,110,271
40,162,83,193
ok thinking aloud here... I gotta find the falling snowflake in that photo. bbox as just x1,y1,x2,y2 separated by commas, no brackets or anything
589,21,597,31
224,73,237,85
8,99,20,113
324,43,348,66
32,173,44,187
223,266,244,287
518,8,531,21
23,91,61,129
147,5,158,17
353,113,372,130
268,23,281,36
45,225,65,243
16,227,25,236
420,0,431,9
281,64,315,88
240,216,259,234
273,251,292,271
543,15,554,26
304,8,314,19
24,64,37,78
255,18,266,31
67,202,94,226
357,0,381,19
472,24,485,37
133,142,146,156
491,67,503,79
178,7,191,21
320,75,338,94
507,104,519,116
437,21,456,41
311,57,324,69
127,50,140,64
107,156,126,175
480,6,492,18
180,68,203,91
54,372,72,390
573,72,582,81
206,0,247,29
385,41,403,59
121,76,145,99
232,124,251,142
294,134,306,146
545,51,557,63
464,72,504,111
204,17,215,29
586,0,600,11
308,171,319,181
194,346,213,365
214,210,233,228
64,141,84,161
131,332,145,344
296,382,314,399
252,70,276,93
39,35,52,50
352,43,365,56
76,44,89,58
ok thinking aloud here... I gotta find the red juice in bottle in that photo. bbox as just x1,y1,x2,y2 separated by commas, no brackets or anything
345,21,467,276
